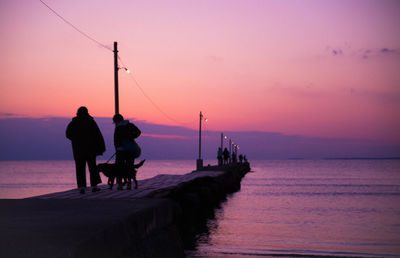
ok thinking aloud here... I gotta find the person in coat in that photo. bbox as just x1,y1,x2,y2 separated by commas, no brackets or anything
66,106,105,194
217,147,223,166
223,148,230,165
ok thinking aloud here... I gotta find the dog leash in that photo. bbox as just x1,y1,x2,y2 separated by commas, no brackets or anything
106,153,116,164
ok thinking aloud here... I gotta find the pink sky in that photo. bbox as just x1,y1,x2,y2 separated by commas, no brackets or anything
1,0,399,143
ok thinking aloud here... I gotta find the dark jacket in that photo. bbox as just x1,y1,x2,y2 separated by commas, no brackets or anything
114,120,141,150
66,114,106,158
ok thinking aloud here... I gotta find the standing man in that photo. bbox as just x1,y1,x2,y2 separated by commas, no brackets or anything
113,114,141,190
223,148,230,165
66,106,105,194
217,147,223,166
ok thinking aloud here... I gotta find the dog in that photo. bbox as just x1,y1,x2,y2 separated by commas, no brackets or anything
97,159,145,190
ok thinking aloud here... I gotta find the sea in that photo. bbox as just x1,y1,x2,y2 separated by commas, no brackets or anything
0,159,399,257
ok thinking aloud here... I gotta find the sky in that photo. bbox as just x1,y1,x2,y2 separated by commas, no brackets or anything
1,0,400,154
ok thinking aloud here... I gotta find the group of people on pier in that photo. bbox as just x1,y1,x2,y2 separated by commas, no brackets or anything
66,106,141,194
66,106,248,193
217,147,247,166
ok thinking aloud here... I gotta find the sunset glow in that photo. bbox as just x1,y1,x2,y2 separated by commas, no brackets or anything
1,0,399,143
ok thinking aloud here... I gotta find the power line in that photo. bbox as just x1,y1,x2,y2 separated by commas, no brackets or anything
38,0,112,51
118,57,197,126
39,0,196,126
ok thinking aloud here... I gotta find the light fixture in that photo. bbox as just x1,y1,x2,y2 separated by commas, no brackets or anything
119,66,131,73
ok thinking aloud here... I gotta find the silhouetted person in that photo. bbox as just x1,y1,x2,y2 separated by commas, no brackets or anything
66,106,105,194
113,114,141,190
217,147,223,166
239,154,243,163
223,148,230,165
232,151,237,164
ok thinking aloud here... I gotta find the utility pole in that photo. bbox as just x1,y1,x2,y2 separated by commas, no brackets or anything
197,111,203,170
229,138,232,164
114,41,119,115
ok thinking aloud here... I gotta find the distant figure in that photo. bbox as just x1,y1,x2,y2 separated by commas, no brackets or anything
244,155,248,163
239,154,243,163
66,106,105,194
223,148,230,165
232,151,237,164
217,147,223,166
113,114,141,190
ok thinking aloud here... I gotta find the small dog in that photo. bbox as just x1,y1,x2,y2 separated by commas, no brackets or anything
97,160,145,190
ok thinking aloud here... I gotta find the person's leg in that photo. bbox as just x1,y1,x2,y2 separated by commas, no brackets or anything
75,156,86,193
88,155,101,191
115,151,124,190
132,171,138,189
126,156,134,190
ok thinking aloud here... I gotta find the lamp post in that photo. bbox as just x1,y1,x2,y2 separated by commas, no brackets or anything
220,132,223,150
229,138,232,163
113,42,119,115
113,41,130,116
221,134,229,149
197,111,206,170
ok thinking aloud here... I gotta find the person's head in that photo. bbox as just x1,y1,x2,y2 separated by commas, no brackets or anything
76,106,89,116
113,114,124,124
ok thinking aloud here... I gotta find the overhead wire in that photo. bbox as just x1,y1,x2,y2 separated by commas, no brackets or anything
38,0,197,127
38,0,112,51
118,56,198,126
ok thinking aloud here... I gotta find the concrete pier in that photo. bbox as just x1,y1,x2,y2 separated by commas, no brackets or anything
0,163,250,258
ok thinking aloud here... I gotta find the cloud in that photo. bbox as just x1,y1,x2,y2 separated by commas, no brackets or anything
332,48,343,56
326,46,344,56
380,48,396,53
0,117,399,160
142,133,192,140
361,47,399,59
0,112,22,118
326,45,400,59
358,90,400,104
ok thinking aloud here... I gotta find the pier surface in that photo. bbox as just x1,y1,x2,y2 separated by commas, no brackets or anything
0,164,250,258
32,170,224,200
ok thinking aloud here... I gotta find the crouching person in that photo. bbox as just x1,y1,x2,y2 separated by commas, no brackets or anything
113,114,141,190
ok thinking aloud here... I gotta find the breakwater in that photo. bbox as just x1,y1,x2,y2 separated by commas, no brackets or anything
154,162,250,251
0,162,250,258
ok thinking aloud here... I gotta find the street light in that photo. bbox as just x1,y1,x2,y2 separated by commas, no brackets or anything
221,133,229,150
120,67,131,73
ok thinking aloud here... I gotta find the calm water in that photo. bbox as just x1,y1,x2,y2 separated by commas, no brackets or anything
0,159,197,199
190,160,400,257
1,160,400,257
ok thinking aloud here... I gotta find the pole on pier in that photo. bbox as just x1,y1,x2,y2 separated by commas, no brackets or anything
229,138,232,164
114,41,119,115
221,132,223,150
196,111,203,170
